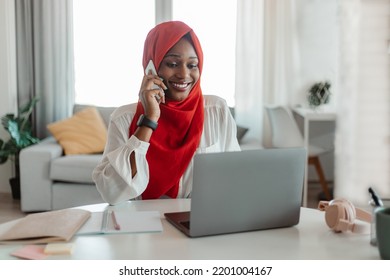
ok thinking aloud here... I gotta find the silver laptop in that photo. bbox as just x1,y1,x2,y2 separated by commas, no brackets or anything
164,148,306,237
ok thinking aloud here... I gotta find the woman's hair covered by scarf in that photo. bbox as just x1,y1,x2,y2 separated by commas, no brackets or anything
142,21,203,74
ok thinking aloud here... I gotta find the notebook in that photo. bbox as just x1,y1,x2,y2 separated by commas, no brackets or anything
0,209,91,244
164,148,306,237
76,210,162,235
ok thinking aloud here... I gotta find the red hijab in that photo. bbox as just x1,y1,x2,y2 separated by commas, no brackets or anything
129,21,204,199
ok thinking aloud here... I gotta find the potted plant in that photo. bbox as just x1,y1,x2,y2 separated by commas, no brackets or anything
0,97,40,199
307,81,332,108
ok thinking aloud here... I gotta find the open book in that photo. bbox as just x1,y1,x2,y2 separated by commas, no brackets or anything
0,209,91,244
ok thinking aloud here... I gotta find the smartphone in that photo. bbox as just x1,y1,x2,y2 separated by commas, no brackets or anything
145,60,160,90
145,60,158,76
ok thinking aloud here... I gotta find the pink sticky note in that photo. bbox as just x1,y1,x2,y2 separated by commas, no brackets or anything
11,245,47,260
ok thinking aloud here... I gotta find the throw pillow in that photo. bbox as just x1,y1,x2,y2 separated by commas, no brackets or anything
47,106,107,155
236,125,249,143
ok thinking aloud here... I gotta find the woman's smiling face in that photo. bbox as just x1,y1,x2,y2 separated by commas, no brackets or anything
158,36,200,102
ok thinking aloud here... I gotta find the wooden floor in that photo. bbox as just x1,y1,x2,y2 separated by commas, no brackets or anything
0,192,26,224
0,183,328,224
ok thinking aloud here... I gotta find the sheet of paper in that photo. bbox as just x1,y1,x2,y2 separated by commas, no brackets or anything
77,210,162,235
11,245,47,260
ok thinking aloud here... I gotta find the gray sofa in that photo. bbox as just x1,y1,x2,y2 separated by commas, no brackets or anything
20,105,116,212
20,104,260,212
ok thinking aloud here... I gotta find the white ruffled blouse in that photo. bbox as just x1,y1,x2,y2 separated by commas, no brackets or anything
92,95,241,205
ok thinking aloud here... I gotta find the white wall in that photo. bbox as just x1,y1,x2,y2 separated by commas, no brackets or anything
294,0,339,181
295,0,339,107
0,0,18,193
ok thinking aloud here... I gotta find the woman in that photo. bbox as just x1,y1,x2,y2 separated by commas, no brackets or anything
93,21,240,205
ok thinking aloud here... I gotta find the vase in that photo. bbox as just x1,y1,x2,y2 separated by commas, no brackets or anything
9,177,21,200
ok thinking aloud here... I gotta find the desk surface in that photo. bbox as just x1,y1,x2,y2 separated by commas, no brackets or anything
292,106,336,121
0,199,380,260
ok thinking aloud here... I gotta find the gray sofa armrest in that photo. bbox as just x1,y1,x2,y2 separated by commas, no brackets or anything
20,137,63,212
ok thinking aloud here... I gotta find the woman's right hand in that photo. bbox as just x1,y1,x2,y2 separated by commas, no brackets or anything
138,72,167,122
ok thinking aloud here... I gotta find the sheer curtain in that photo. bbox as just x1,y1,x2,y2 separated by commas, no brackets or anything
73,0,155,107
262,0,300,107
235,0,264,143
235,0,300,146
15,0,75,139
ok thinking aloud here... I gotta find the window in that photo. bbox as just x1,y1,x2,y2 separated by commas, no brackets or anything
172,0,237,106
73,0,155,107
73,0,237,107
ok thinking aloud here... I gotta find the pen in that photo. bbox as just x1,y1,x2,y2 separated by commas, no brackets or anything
368,187,383,207
101,209,109,232
111,211,121,231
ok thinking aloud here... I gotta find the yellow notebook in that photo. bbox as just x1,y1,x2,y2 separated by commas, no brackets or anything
0,209,91,244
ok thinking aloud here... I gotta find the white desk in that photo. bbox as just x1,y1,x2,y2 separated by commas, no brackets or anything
292,107,336,207
0,199,380,260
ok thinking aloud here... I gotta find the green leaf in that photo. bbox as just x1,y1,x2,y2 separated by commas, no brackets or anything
1,114,15,131
6,120,21,143
0,139,8,163
19,96,39,115
0,97,40,166
0,155,8,164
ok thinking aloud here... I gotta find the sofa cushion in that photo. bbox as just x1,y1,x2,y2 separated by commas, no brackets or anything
47,106,107,155
52,182,105,210
50,154,102,184
229,107,249,143
73,104,117,128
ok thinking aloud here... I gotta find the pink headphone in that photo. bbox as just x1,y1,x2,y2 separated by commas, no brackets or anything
318,198,372,233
